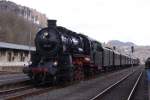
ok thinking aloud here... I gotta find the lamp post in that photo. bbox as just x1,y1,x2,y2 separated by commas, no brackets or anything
29,32,31,55
131,46,134,72
28,32,31,66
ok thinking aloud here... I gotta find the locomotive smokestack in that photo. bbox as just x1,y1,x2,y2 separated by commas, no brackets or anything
47,20,57,27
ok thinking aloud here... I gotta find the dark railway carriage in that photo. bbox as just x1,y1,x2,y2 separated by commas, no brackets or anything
121,54,132,67
23,20,139,84
125,56,129,66
91,41,103,71
102,47,114,70
127,56,131,66
102,48,109,70
113,51,121,68
121,54,125,67
109,49,114,68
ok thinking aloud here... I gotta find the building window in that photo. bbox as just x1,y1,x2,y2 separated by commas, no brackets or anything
25,52,28,57
8,52,12,62
14,51,18,56
0,49,6,56
20,52,25,61
12,56,15,61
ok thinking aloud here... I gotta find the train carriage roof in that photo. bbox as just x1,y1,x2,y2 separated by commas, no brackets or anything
113,50,121,55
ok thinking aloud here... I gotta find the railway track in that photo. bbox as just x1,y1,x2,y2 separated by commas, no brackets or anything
0,71,22,74
0,74,32,99
0,79,31,99
0,86,41,100
0,85,32,96
0,71,15,75
0,77,54,100
2,79,80,100
90,69,143,100
0,66,142,100
6,67,141,100
0,73,29,88
5,88,53,100
0,78,61,100
0,78,48,100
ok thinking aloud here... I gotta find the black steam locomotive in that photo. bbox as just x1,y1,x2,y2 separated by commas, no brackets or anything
24,20,139,84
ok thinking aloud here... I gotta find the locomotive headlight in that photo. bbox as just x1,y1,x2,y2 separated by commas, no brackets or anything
44,32,48,36
85,57,90,61
43,32,49,39
53,61,58,66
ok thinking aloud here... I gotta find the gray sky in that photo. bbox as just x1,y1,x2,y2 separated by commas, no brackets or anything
10,0,150,45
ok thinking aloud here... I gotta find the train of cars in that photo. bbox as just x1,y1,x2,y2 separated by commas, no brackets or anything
23,20,139,84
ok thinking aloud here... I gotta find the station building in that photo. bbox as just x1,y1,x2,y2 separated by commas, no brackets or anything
0,42,35,72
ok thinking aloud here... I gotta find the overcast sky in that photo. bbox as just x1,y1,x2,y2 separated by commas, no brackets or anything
10,0,150,45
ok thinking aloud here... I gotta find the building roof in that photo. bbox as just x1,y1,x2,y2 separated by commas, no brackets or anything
0,42,35,51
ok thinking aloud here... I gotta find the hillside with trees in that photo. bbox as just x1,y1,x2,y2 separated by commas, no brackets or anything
0,0,47,45
0,11,38,45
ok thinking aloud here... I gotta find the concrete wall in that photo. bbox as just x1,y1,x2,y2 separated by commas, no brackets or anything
0,49,29,62
0,48,30,66
0,48,31,72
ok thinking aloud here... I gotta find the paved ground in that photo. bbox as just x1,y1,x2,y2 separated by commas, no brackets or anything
0,73,29,85
25,66,141,100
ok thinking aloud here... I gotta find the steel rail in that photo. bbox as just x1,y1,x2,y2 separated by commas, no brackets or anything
127,71,143,100
0,85,32,95
90,69,138,100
